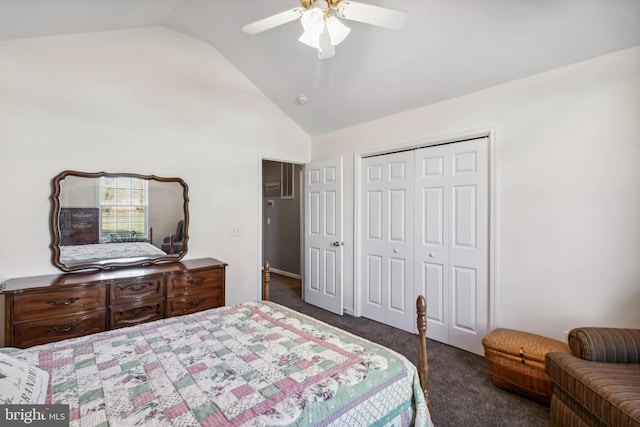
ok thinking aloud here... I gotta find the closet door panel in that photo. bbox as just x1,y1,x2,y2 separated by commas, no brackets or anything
388,257,407,313
423,187,444,246
361,158,387,323
361,151,415,332
384,151,414,332
452,185,477,249
447,139,488,354
452,265,477,333
422,262,444,326
415,144,450,342
366,255,383,308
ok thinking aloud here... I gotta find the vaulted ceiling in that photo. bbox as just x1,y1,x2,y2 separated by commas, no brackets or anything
2,0,639,136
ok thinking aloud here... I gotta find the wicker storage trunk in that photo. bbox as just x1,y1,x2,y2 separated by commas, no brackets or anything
482,328,570,404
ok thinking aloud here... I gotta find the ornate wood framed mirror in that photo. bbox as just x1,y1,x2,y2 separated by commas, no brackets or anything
50,170,189,271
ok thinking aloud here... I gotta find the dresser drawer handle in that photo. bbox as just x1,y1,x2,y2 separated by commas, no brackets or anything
188,298,206,307
49,323,79,334
120,305,155,316
48,297,80,306
186,277,206,286
72,222,94,228
122,283,151,292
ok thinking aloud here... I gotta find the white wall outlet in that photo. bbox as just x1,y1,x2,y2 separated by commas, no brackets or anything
231,227,240,237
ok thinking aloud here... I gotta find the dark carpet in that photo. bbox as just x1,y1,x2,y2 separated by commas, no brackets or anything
268,273,549,427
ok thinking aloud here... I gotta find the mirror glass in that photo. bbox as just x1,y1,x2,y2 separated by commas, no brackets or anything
51,171,189,271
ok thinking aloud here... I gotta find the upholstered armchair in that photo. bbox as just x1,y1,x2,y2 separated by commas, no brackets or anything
162,220,184,254
545,327,640,426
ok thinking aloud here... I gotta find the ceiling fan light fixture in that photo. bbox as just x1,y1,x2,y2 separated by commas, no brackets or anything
300,6,325,37
298,30,319,49
244,0,408,60
325,16,350,45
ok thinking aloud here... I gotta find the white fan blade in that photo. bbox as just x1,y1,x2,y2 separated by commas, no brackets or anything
317,27,335,59
338,1,408,30
242,8,302,35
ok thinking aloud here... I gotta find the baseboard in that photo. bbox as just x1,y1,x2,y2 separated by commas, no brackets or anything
269,268,301,280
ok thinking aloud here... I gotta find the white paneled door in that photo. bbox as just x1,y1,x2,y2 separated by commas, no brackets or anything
304,158,344,315
361,137,489,354
361,151,415,332
413,143,450,344
415,138,488,354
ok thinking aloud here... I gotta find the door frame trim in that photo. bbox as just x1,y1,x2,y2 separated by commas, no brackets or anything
353,127,498,331
257,153,308,301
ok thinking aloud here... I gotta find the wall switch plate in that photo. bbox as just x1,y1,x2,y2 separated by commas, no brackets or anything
231,227,240,237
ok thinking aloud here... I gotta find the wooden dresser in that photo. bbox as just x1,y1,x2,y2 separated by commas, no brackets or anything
1,258,226,348
59,207,100,245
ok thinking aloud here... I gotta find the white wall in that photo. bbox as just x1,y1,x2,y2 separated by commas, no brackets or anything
0,27,311,305
312,46,640,341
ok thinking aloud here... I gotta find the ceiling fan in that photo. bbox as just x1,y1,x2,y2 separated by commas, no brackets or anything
242,0,408,59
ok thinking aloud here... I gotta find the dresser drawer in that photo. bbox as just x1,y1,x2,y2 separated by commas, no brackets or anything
70,210,97,219
110,299,164,329
69,220,97,230
12,310,107,348
166,268,224,296
166,288,224,317
59,208,99,245
13,285,107,321
110,277,164,305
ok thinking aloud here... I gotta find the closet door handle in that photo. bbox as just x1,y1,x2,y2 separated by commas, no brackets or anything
331,241,344,247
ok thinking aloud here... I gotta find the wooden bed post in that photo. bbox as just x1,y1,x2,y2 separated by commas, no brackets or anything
262,262,270,301
417,295,431,412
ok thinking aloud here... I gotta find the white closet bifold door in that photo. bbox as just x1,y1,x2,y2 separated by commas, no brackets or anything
415,138,488,354
361,150,415,333
360,137,489,354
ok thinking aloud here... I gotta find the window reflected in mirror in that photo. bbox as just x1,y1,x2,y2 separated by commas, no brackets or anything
100,176,148,242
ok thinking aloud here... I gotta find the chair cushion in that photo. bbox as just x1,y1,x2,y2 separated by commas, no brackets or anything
569,328,640,363
546,352,640,425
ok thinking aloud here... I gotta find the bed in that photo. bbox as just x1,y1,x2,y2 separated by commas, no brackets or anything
59,242,168,265
0,264,433,427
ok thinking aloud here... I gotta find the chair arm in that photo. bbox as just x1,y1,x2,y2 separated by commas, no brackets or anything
568,328,640,363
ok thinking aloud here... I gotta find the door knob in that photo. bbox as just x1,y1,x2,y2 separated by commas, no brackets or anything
393,248,399,253
429,252,436,257
332,241,344,247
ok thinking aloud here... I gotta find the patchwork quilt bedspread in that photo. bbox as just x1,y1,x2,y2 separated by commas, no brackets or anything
3,301,432,426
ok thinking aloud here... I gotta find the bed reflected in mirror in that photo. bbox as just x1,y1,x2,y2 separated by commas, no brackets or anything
51,171,189,271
